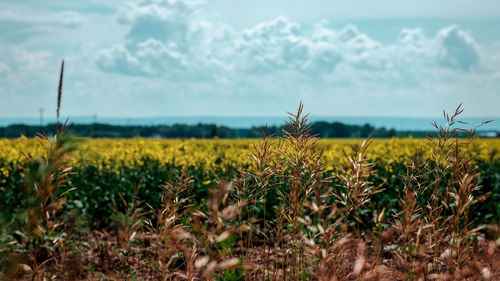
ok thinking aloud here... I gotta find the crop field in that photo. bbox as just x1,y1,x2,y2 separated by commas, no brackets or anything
1,137,499,224
1,109,499,280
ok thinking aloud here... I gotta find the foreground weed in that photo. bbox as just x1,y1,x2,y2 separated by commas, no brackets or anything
1,60,80,280
192,181,249,280
111,179,149,250
392,104,493,278
147,163,196,280
273,103,328,280
334,137,383,234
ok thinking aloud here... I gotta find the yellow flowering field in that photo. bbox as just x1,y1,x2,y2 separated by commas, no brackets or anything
1,137,499,169
1,136,499,225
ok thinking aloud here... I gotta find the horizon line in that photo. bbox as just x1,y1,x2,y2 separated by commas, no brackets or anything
0,115,498,119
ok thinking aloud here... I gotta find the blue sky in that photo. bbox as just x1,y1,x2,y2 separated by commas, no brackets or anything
0,0,499,118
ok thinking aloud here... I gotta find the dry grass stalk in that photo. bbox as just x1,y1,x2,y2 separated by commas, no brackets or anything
191,181,249,280
334,137,383,234
3,59,79,280
392,152,429,278
146,163,195,280
233,125,280,279
390,104,494,278
57,60,64,132
111,179,150,250
149,165,248,280
273,102,330,280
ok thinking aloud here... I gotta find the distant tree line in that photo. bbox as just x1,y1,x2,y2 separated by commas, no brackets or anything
0,121,494,139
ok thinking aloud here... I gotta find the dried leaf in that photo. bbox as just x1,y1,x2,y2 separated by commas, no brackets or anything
218,258,240,270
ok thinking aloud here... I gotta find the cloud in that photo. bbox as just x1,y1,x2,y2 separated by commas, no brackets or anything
0,11,85,28
221,20,380,74
0,48,51,74
117,0,202,45
97,0,205,76
2,1,118,15
0,47,54,113
0,63,11,75
397,28,429,52
95,0,494,103
234,16,310,73
436,25,480,71
0,11,85,43
96,45,143,75
48,11,86,28
97,39,187,76
14,49,52,71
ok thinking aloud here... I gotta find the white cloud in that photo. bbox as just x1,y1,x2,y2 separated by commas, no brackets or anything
436,25,480,71
0,10,85,27
97,45,143,75
0,48,51,74
48,11,86,28
97,0,206,76
0,10,85,43
0,47,56,117
96,0,490,83
117,0,202,46
234,16,309,73
0,63,11,75
15,49,52,71
87,0,500,117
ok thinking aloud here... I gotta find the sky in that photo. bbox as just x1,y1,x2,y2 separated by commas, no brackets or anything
0,0,499,119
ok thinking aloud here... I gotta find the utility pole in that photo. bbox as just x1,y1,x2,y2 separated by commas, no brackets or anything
39,107,44,132
126,118,131,138
92,114,97,138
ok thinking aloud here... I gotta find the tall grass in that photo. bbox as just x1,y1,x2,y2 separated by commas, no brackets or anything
0,60,80,280
390,105,494,279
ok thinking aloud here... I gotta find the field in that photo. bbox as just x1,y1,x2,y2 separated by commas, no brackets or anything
1,110,500,280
